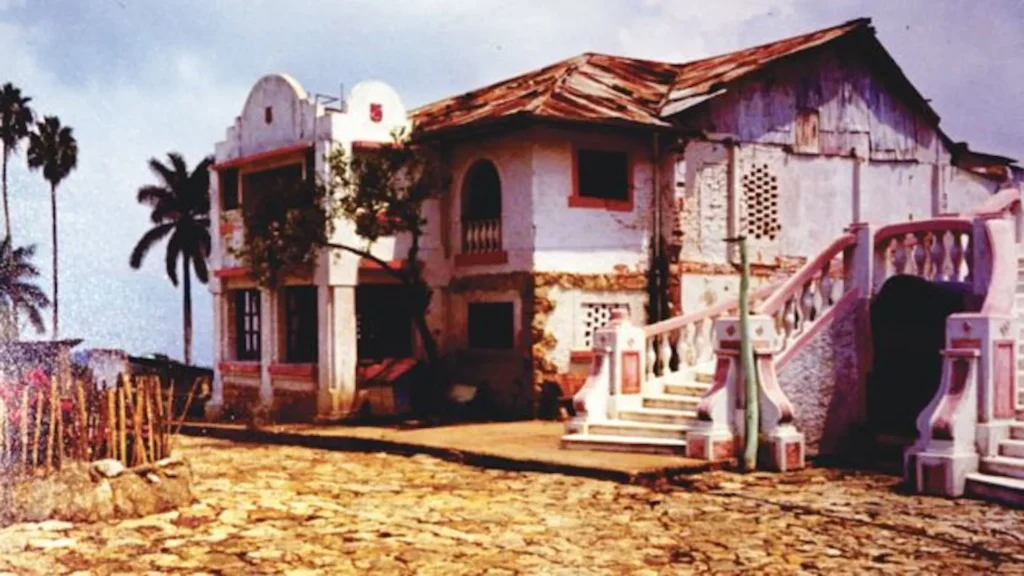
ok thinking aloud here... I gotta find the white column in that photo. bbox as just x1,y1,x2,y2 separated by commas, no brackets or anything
317,285,358,420
206,283,225,420
259,288,275,407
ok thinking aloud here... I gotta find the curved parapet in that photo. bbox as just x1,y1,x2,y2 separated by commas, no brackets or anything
236,73,317,154
341,80,410,144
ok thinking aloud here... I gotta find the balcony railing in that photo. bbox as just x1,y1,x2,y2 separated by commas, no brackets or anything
462,218,502,254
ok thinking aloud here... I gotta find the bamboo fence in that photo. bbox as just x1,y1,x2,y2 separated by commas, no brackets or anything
0,372,208,476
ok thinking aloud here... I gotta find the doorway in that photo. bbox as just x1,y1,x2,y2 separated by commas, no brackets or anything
867,275,973,437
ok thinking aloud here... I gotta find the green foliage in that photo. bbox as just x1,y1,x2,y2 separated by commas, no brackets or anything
0,82,34,159
235,128,442,288
27,116,78,188
0,237,50,336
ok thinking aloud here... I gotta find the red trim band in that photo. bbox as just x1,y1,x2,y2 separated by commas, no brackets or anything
212,143,312,171
269,363,317,378
454,250,509,267
219,361,260,375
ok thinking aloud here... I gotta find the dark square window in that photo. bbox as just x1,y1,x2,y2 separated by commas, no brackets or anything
220,168,239,211
234,289,261,361
356,285,413,360
284,286,318,363
243,163,303,207
576,149,629,201
467,302,514,350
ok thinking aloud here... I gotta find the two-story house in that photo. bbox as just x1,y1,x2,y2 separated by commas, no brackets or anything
206,18,1017,423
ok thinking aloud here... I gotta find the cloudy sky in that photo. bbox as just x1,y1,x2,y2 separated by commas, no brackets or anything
0,0,1021,366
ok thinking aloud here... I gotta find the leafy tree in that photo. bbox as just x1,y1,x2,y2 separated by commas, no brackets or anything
27,116,78,339
0,83,34,242
234,129,447,414
0,237,50,339
129,153,213,366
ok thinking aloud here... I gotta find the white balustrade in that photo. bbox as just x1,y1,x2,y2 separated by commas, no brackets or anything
643,283,778,380
462,218,502,254
759,233,856,354
873,220,973,291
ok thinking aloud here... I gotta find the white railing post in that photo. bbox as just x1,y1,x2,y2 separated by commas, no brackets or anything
905,313,983,497
972,217,993,300
564,310,644,432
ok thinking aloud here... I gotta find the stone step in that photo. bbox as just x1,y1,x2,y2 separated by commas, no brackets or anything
694,371,714,385
663,382,712,397
642,394,701,412
965,472,1024,508
618,407,699,425
1000,439,1024,459
560,433,687,455
1010,423,1024,440
980,455,1024,480
586,420,691,441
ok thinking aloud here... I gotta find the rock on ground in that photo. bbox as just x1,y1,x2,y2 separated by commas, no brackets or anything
0,436,1022,574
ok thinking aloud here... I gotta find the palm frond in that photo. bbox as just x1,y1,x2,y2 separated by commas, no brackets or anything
129,222,174,269
164,231,182,286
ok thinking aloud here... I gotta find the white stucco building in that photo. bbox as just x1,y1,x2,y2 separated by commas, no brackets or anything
206,18,1019,423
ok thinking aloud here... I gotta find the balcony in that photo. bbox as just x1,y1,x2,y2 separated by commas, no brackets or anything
456,218,507,267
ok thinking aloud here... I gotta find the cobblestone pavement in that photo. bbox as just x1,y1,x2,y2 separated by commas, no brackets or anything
2,436,1024,575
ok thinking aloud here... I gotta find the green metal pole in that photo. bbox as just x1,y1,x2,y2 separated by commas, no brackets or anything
737,237,758,472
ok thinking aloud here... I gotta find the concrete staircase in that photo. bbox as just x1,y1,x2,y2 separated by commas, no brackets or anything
1017,254,1024,408
966,421,1024,507
961,252,1024,506
560,369,711,455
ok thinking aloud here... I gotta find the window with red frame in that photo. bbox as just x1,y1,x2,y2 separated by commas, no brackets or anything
577,149,629,201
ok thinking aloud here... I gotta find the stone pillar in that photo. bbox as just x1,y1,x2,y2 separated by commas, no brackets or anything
205,281,225,421
906,345,981,497
685,318,741,461
316,285,357,421
258,289,275,408
845,222,875,429
602,311,645,420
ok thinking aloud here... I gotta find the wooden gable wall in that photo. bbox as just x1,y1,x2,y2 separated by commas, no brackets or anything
683,39,949,165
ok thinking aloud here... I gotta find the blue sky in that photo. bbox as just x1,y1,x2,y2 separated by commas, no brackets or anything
0,0,1021,366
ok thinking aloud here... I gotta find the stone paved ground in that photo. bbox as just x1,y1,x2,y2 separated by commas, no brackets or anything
2,436,1024,575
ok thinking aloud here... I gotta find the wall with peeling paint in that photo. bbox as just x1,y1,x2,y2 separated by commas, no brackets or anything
531,126,655,274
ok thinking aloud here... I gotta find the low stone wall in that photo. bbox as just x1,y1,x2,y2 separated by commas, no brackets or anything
0,457,194,526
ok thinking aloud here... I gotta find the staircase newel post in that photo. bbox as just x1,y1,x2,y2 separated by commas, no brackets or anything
604,310,645,421
846,222,876,430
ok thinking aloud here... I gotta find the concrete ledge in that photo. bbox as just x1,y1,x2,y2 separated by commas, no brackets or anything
178,421,718,485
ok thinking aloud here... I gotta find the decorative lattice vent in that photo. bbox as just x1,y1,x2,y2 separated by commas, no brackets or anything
740,163,781,242
581,303,629,349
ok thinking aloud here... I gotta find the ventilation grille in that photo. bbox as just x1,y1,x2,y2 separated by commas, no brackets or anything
740,163,781,242
581,303,629,349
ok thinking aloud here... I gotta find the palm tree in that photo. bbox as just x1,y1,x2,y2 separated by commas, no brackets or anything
0,237,50,339
27,116,78,339
0,83,35,242
130,153,212,366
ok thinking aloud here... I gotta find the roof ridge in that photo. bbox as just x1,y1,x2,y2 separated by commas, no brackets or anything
408,53,586,117
528,53,591,115
674,17,869,68
656,17,871,115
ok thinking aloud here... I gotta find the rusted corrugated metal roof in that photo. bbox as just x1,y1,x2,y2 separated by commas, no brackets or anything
410,53,681,134
411,18,871,135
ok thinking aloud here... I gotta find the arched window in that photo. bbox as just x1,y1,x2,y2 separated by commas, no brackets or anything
461,160,502,254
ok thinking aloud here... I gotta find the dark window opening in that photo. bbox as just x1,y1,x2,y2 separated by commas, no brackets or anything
356,285,413,360
234,289,261,361
220,168,239,211
243,163,303,207
468,302,514,350
284,286,318,363
264,106,273,124
576,149,629,201
461,161,502,221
